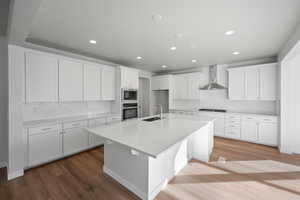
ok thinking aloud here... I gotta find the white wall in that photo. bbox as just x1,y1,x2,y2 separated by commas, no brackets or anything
172,66,277,115
0,36,8,167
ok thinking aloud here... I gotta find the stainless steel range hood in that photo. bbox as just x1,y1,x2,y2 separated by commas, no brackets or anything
200,65,227,90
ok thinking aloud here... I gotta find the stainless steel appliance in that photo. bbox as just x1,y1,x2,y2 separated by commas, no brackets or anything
122,89,138,101
122,103,138,120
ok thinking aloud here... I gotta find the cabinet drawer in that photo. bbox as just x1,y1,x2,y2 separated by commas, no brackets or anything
28,125,60,135
89,118,106,127
226,115,241,121
107,116,122,123
259,117,277,123
63,121,88,129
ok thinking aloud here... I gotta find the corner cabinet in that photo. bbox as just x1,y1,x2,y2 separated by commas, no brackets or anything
228,63,277,101
59,59,84,102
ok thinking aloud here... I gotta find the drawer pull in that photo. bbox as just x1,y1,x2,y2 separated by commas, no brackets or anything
72,123,80,126
41,128,52,131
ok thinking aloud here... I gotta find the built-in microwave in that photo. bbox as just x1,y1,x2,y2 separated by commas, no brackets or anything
122,89,138,101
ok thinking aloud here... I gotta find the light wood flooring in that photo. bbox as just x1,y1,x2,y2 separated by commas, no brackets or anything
1,137,300,200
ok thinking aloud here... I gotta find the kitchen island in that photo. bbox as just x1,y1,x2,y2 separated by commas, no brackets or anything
87,113,215,200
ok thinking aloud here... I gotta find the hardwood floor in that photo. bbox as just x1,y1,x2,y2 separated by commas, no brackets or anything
1,137,300,200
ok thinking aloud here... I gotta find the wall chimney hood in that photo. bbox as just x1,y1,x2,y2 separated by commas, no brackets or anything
200,65,227,90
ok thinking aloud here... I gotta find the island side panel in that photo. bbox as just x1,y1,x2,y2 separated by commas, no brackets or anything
103,143,149,199
188,122,214,162
148,140,188,199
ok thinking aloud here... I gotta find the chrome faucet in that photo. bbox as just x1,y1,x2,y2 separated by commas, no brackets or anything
154,104,163,119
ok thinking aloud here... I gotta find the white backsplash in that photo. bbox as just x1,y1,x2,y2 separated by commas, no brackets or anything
173,90,277,115
23,101,112,121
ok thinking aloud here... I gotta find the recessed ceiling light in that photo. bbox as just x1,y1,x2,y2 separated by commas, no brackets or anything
89,40,97,44
233,51,240,55
192,59,197,63
161,65,167,68
170,46,177,51
136,56,142,60
225,30,236,36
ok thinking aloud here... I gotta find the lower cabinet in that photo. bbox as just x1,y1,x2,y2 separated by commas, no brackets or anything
241,118,259,142
63,127,89,156
258,122,278,146
28,130,62,167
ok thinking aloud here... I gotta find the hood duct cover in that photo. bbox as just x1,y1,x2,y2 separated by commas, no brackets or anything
200,65,227,90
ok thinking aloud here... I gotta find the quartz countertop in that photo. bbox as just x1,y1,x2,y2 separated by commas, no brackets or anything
23,112,121,128
87,113,215,158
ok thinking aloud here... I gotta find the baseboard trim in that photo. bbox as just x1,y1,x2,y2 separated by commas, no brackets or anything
8,169,24,181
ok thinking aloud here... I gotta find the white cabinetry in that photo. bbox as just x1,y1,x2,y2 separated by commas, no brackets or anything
28,125,62,167
25,52,58,102
228,63,277,101
245,68,260,100
241,116,259,142
59,59,83,101
258,118,278,146
84,64,101,101
228,69,245,100
63,121,89,155
173,72,201,100
225,114,241,139
88,118,106,147
121,66,139,89
259,65,277,100
101,66,116,100
151,75,172,90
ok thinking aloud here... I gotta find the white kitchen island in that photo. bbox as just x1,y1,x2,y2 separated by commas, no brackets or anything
87,113,215,200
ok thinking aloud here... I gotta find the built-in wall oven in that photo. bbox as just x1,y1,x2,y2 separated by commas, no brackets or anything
122,89,138,101
122,103,138,120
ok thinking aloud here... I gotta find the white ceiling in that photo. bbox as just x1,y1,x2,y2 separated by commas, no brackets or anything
27,0,300,72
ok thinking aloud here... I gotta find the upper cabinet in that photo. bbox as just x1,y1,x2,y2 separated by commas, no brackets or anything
101,66,116,100
173,72,201,100
151,75,172,90
228,63,277,101
59,59,84,102
25,52,59,103
84,64,101,101
120,66,139,89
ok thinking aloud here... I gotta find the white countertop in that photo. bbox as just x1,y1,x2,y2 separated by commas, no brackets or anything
170,109,278,117
87,113,215,158
23,112,121,128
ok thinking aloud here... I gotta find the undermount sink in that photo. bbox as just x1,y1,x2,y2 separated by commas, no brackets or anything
142,117,161,122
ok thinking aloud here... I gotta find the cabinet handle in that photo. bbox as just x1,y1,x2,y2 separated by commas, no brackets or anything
41,128,52,131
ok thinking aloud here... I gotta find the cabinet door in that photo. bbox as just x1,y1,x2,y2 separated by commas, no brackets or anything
59,60,83,101
228,69,245,100
28,131,62,167
241,119,259,142
214,117,225,136
151,76,161,90
25,52,58,102
159,75,170,90
260,65,277,100
174,75,188,99
188,73,201,99
258,123,278,146
245,68,259,100
84,64,101,101
63,128,89,155
130,69,139,89
101,66,115,100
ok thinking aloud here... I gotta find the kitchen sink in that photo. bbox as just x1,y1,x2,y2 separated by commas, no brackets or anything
142,117,161,122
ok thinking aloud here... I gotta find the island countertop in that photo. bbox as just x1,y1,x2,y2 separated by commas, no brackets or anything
86,113,215,158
